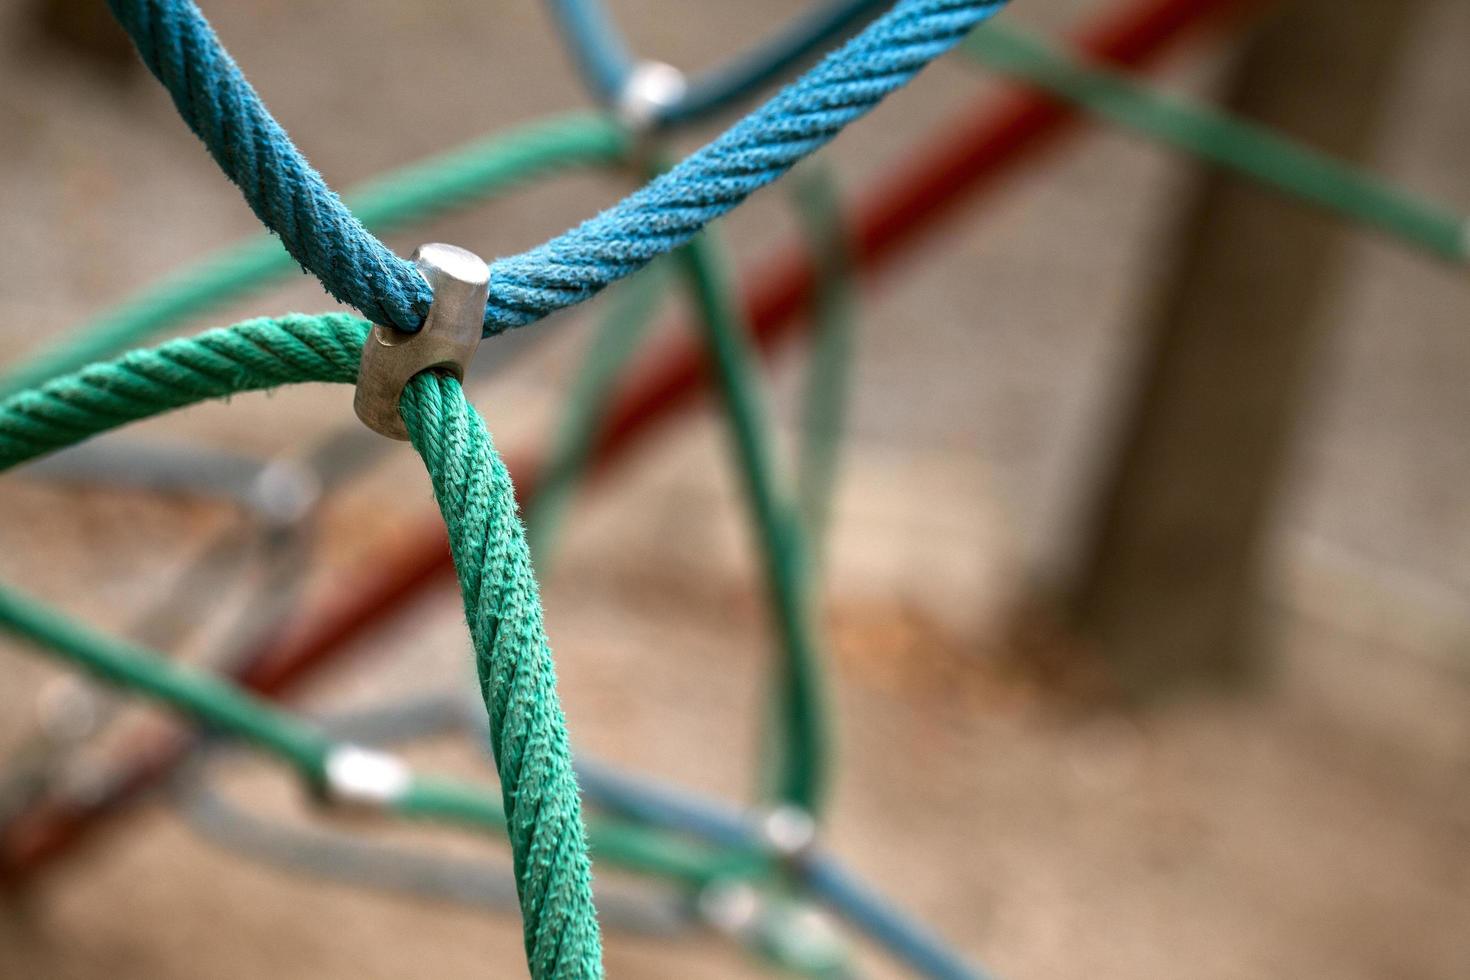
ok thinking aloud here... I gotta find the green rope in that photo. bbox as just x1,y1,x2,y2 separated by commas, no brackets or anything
961,23,1470,263
0,584,331,781
676,232,830,817
0,578,739,889
790,167,858,563
399,370,601,977
0,113,628,400
0,314,364,468
0,313,605,977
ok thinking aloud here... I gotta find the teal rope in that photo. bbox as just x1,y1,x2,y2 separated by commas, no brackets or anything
400,373,601,977
102,0,1010,333
0,313,602,979
0,315,364,469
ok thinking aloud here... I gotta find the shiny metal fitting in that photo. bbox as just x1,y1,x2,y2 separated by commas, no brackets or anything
697,879,763,936
615,61,687,133
322,744,412,811
353,243,489,440
754,804,817,861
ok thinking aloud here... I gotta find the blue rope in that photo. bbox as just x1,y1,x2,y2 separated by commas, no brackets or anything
485,0,1007,331
104,0,427,332
106,0,1008,335
546,0,893,126
545,0,635,103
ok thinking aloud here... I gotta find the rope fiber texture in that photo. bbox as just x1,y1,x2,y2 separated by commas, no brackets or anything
399,372,602,978
104,0,1008,334
0,314,603,978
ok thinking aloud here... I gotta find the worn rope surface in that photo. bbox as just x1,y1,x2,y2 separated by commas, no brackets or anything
0,315,363,468
105,0,1007,334
0,315,603,978
0,112,628,400
400,373,601,978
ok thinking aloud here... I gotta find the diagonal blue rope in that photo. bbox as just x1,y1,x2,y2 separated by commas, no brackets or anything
105,0,1008,335
485,0,1007,332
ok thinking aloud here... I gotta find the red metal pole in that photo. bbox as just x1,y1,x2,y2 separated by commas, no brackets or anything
0,0,1264,884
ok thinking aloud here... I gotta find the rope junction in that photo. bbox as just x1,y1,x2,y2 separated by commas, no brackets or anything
105,0,1007,334
4,1,1013,977
1,0,1464,977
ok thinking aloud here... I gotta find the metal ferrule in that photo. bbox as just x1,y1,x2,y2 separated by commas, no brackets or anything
353,243,490,440
321,744,412,811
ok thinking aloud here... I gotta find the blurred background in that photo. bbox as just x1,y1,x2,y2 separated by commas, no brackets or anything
0,0,1467,977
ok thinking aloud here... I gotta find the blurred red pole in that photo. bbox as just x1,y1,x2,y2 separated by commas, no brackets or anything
0,0,1265,885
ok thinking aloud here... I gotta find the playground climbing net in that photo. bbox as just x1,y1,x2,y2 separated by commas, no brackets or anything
0,2,1012,978
2,0,1466,978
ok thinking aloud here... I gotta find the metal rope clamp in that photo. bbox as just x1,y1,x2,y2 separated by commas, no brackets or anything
615,61,687,134
353,242,490,440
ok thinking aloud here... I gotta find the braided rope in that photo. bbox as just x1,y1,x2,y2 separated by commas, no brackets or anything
0,314,363,468
104,0,1008,333
0,316,603,978
104,1,427,331
401,374,601,977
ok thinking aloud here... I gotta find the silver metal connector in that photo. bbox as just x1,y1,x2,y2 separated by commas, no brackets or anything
697,879,763,937
615,61,687,134
322,744,412,811
754,804,818,861
353,243,490,440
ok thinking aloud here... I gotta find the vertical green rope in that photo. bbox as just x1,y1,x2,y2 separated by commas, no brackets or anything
676,232,830,817
525,262,671,565
0,579,736,888
400,371,603,978
0,314,606,978
790,167,858,563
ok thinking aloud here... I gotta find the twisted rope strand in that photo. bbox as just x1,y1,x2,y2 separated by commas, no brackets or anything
106,0,427,330
0,314,365,468
486,0,1006,331
0,315,603,977
104,0,1008,334
402,372,602,978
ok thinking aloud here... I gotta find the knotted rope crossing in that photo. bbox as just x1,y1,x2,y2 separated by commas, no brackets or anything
104,0,1008,334
45,1,1018,974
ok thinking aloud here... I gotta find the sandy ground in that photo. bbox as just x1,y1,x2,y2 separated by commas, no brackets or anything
0,1,1468,977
